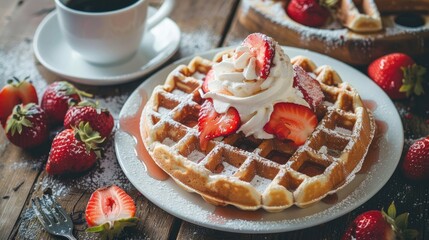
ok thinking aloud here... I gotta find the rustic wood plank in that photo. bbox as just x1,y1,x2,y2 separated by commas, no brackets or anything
0,0,22,30
0,0,239,239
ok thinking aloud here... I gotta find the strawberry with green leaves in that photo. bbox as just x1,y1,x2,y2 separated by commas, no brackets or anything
85,185,138,240
46,122,104,175
0,76,38,127
64,100,114,139
5,103,48,149
342,202,418,240
41,81,92,125
367,53,426,100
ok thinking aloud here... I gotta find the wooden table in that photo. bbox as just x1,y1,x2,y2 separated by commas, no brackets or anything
1,0,428,239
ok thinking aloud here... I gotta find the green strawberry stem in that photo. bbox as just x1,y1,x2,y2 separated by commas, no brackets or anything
5,103,35,136
381,202,419,240
6,76,30,86
86,217,138,240
57,81,93,99
399,64,426,97
320,0,338,9
74,122,105,158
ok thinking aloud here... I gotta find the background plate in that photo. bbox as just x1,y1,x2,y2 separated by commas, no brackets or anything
114,46,403,233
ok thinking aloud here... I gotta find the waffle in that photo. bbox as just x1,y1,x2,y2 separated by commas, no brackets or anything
141,52,376,212
337,0,382,32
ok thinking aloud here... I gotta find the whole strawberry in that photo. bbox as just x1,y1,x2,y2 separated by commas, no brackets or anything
286,0,336,27
64,100,114,139
367,53,426,100
46,122,105,175
342,202,418,240
41,81,92,125
5,103,48,148
402,136,429,181
0,76,38,127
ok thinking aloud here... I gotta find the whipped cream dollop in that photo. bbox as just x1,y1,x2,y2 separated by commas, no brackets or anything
201,43,309,139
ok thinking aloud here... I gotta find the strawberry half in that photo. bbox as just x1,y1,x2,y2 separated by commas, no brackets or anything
0,76,38,127
198,99,240,150
241,33,275,79
293,65,324,110
5,103,48,149
263,102,318,146
85,185,138,240
342,202,419,240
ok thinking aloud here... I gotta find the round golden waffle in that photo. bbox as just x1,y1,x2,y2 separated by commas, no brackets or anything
141,52,376,212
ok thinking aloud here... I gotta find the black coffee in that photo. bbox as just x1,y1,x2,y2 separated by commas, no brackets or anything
62,0,139,12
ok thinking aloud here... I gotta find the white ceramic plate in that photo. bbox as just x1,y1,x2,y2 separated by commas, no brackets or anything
33,10,180,86
114,46,403,233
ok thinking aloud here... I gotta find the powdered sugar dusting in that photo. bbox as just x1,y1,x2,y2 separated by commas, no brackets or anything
188,149,205,163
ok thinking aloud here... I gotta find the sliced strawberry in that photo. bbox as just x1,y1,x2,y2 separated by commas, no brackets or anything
85,185,138,239
0,77,38,127
263,102,318,145
241,33,275,79
198,99,240,150
293,65,324,110
202,69,214,93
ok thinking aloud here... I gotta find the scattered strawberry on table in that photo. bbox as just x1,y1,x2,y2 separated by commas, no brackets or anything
286,0,337,27
64,100,114,139
402,136,429,181
198,99,240,151
367,53,426,100
5,103,48,149
85,185,138,240
0,76,38,127
342,202,418,240
41,81,92,125
45,122,105,175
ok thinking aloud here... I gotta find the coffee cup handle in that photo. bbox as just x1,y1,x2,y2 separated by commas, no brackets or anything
146,0,175,29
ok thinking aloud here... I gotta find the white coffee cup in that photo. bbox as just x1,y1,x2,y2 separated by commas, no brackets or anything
55,0,175,65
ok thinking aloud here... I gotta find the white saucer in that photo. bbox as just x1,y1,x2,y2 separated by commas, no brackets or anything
33,10,180,86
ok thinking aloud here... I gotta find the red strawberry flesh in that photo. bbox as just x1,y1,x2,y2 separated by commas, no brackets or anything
293,65,324,110
241,33,275,79
263,102,318,145
202,69,214,93
0,77,38,127
198,99,240,150
85,185,136,227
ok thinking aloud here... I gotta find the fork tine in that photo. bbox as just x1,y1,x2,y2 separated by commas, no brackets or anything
32,198,49,228
47,195,69,222
43,195,63,223
37,196,55,225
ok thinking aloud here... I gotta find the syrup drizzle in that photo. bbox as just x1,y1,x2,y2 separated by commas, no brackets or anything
120,88,169,181
209,205,264,223
357,99,383,173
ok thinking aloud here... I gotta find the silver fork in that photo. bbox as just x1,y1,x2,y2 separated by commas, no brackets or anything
32,194,77,240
